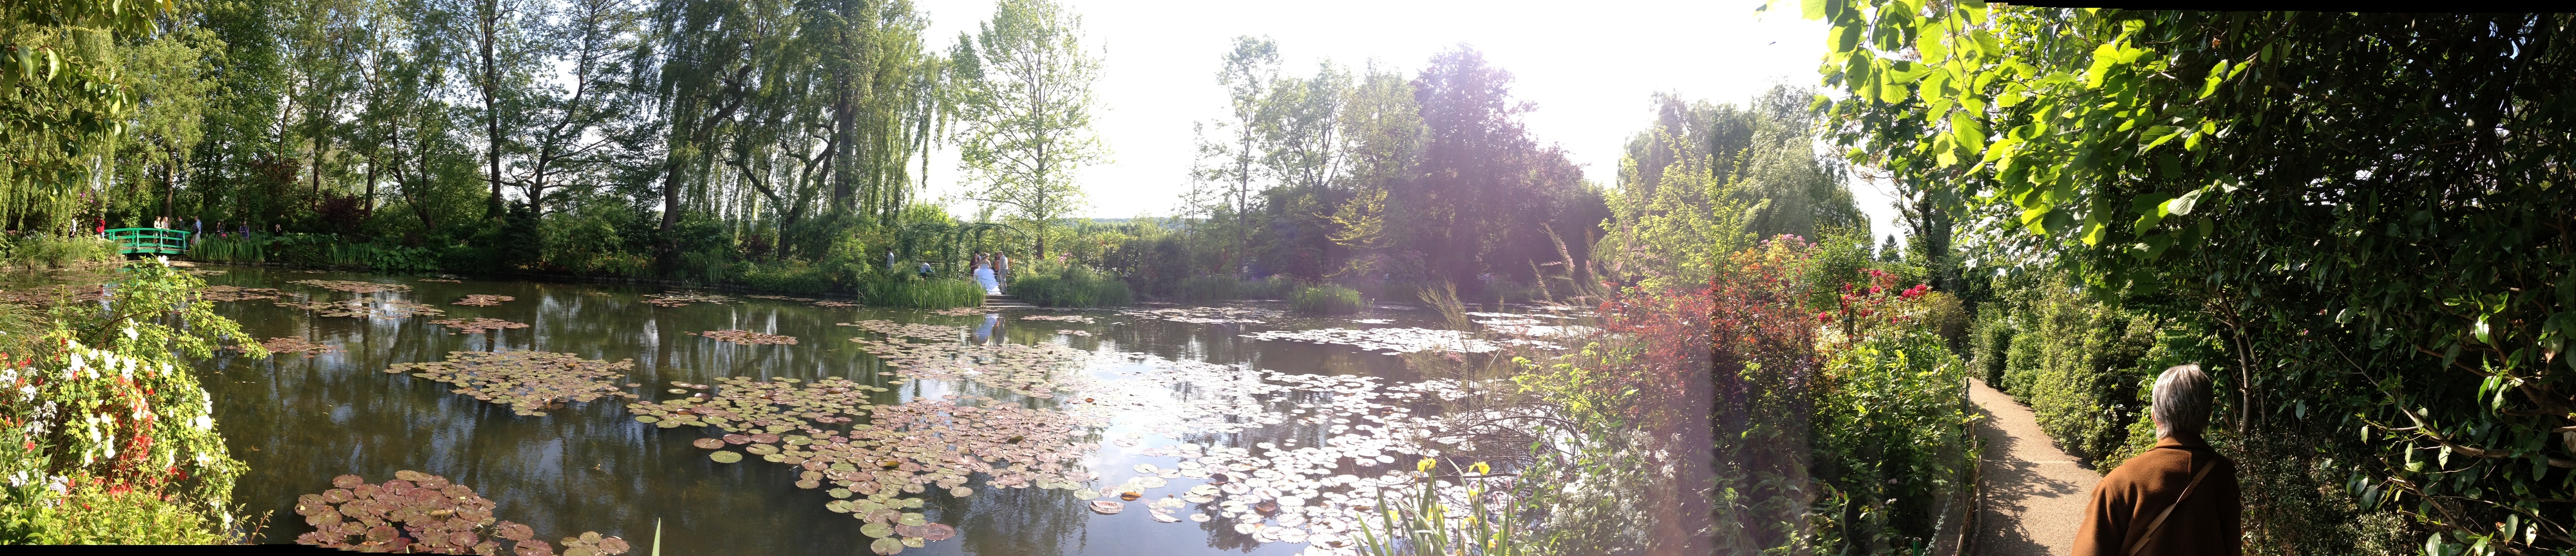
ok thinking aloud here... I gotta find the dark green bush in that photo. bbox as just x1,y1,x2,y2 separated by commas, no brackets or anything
738,261,835,294
1009,266,1132,308
1967,310,2014,385
1289,285,1364,315
1178,275,1294,302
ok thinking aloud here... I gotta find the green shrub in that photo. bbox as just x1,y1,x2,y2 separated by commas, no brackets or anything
1291,285,1364,315
1967,310,2014,385
1812,329,1975,552
1178,275,1296,302
1008,266,1132,308
1,482,235,544
857,275,984,309
739,261,835,294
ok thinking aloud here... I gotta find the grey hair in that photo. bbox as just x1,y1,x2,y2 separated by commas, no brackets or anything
2152,364,2213,439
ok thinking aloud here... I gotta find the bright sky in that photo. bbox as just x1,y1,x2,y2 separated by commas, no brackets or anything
913,0,1908,243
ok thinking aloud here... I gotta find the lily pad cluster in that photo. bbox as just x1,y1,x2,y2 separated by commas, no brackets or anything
294,470,630,555
626,376,882,431
690,329,799,345
845,337,1089,398
641,292,732,307
1074,355,1520,551
201,285,286,302
428,318,531,335
453,295,516,306
1117,305,1281,324
386,351,639,416
1240,327,1532,354
628,377,1096,554
278,298,449,319
290,279,412,294
419,278,465,283
837,320,965,340
232,337,341,357
1057,329,1093,337
929,307,987,317
1018,315,1095,324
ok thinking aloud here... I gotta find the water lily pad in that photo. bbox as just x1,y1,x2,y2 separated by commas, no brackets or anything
452,294,516,306
744,444,779,456
920,524,955,542
428,317,529,335
387,351,635,415
642,292,732,307
949,486,971,497
710,451,743,463
870,537,903,555
862,521,893,538
690,329,799,345
1088,501,1124,515
690,438,724,450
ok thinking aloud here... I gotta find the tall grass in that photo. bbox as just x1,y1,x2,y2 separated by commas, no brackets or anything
1291,284,1364,315
1007,266,1132,308
1354,460,1524,556
0,234,118,269
857,276,985,309
1177,275,1296,302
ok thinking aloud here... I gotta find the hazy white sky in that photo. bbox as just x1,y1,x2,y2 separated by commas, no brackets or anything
913,0,1906,242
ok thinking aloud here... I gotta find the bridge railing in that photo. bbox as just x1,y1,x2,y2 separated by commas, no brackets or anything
103,228,194,256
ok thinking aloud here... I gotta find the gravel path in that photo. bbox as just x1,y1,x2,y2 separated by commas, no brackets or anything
1969,378,2101,556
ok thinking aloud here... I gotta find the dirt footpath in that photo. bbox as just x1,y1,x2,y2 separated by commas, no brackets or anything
1968,379,2102,556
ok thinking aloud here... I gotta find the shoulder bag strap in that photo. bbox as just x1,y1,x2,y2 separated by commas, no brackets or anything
2121,453,2221,556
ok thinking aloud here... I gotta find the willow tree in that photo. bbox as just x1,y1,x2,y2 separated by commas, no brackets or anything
0,0,162,232
952,0,1101,259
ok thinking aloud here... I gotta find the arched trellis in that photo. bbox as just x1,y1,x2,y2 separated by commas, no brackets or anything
894,221,1019,277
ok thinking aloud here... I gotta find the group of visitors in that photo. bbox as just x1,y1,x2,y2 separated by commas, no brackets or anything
882,248,1012,295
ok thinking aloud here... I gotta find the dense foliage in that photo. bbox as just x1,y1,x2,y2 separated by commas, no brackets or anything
1814,3,2575,553
1003,264,1129,308
1174,41,1610,300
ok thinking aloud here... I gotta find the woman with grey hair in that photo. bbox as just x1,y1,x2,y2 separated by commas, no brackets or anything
2073,364,2242,556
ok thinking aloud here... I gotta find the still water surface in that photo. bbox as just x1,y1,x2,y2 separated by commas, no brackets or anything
189,267,1461,555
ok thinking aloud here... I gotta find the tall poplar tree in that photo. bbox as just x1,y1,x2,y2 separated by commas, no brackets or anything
952,0,1101,259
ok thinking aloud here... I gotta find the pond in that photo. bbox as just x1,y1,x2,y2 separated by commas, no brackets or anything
170,266,1578,555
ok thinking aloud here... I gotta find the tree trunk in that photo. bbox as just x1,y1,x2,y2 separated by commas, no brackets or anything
480,0,504,219
160,147,177,219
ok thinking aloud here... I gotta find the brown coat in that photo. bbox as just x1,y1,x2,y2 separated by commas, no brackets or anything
2072,437,2242,556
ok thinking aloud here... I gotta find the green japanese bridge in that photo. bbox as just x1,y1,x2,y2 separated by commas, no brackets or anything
104,228,194,256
